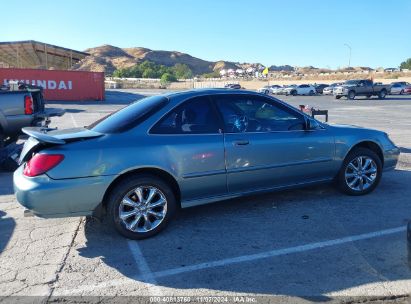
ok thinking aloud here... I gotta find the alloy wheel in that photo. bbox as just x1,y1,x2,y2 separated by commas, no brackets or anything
345,156,378,191
119,186,167,233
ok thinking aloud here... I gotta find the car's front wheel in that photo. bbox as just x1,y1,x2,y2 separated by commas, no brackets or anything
107,174,177,239
337,148,382,196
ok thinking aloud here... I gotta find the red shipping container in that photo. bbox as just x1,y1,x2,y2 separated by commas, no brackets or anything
0,68,105,101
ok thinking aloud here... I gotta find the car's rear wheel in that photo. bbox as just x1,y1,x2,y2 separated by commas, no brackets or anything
335,95,342,99
309,90,315,95
291,90,297,96
347,90,356,100
107,174,177,239
400,89,404,95
337,148,382,196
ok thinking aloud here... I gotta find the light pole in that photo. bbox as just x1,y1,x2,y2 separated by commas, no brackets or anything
344,43,352,68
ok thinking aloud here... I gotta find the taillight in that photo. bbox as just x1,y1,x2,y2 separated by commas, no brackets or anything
24,95,33,115
23,154,64,177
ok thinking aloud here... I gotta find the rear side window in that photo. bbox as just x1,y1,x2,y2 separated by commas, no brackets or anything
88,96,168,133
151,96,220,134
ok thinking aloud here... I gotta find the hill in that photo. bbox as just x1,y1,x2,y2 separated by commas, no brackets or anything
72,44,264,75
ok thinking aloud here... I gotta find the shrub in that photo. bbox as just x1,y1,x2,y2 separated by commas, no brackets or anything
400,58,411,70
172,63,193,79
161,73,177,84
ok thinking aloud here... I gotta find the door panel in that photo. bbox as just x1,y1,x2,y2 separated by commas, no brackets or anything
213,94,336,194
224,130,335,193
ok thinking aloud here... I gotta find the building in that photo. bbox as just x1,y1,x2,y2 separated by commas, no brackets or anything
0,40,88,70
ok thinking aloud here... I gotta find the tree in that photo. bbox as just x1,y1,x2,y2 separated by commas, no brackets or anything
112,60,191,79
400,58,411,70
172,63,193,79
201,71,220,78
142,68,157,78
160,73,177,83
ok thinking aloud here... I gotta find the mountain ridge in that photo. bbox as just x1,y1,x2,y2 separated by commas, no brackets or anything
73,44,272,75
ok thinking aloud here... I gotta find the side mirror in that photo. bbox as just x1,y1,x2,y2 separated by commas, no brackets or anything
305,119,311,130
305,118,320,131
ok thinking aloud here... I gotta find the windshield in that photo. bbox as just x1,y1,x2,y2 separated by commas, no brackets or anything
88,95,168,133
345,80,360,85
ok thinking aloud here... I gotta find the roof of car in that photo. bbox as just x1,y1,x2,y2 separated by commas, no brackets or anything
162,88,262,99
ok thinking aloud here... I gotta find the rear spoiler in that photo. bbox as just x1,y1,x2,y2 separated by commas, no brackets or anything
21,127,103,145
19,127,103,164
22,127,65,144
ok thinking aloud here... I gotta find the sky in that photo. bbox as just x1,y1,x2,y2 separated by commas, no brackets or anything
1,0,410,69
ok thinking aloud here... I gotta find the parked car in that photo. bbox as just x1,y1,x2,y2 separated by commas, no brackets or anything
275,85,295,95
14,89,399,239
284,84,316,96
333,80,390,100
271,85,285,95
390,82,411,95
322,83,342,95
314,84,328,94
257,85,281,94
224,83,241,89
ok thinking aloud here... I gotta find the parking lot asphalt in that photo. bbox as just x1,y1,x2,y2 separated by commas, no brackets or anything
1,90,411,302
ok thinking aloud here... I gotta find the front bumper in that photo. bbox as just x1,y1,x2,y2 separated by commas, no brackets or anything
13,166,114,218
383,147,400,171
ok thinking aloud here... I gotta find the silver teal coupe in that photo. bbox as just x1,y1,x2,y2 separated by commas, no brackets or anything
14,89,399,239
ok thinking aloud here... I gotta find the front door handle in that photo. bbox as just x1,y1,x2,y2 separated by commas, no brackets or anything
233,140,249,146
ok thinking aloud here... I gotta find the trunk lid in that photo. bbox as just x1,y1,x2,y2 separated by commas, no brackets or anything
19,127,103,164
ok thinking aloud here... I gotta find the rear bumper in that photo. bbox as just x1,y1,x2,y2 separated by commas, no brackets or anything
13,166,114,218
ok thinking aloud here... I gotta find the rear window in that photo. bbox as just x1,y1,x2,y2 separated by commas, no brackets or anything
345,80,360,85
88,96,168,133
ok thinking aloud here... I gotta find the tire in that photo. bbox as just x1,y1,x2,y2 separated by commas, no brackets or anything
265,90,269,95
366,95,372,99
378,89,387,99
309,90,315,96
347,90,356,100
335,95,342,99
106,174,177,239
291,90,297,96
400,90,404,95
337,147,382,196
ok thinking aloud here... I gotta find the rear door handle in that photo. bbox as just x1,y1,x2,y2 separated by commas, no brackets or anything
233,140,249,146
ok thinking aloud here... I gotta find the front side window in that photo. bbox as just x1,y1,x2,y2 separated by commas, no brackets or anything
151,96,220,134
214,95,305,133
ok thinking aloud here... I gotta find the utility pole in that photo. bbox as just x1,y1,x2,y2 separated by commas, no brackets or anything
344,43,352,68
